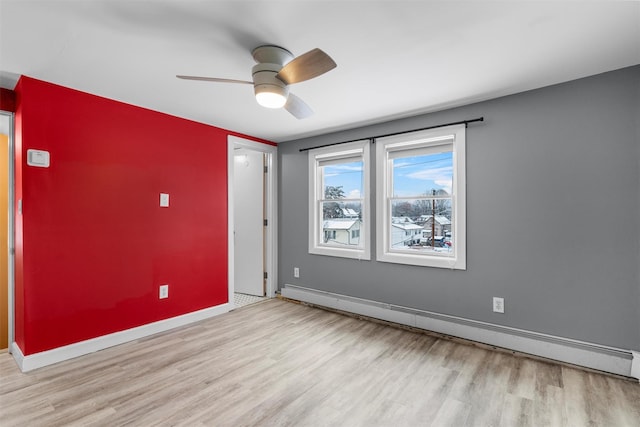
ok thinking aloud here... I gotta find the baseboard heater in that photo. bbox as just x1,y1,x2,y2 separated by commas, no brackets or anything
281,284,639,380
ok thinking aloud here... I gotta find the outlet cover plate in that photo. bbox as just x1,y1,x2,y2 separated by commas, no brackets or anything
160,193,169,207
493,297,504,313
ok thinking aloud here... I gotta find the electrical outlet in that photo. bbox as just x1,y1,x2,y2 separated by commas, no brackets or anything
293,267,300,278
159,284,169,299
493,297,504,313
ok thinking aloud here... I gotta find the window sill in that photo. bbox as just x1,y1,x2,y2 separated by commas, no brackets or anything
376,251,465,270
309,246,371,261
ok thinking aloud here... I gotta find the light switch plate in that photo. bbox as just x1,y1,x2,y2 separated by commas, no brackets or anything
160,193,169,207
159,284,169,299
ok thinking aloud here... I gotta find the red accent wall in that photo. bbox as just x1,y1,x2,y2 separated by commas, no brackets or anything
14,76,271,355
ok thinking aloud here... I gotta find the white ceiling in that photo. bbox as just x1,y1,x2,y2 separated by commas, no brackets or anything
1,1,638,143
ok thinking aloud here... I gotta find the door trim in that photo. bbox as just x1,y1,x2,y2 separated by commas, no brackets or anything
227,136,278,306
1,111,15,351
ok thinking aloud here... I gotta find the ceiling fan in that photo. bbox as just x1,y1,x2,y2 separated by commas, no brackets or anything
177,45,337,119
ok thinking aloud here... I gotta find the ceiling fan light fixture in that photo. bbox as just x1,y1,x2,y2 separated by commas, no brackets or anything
252,62,289,109
254,84,288,109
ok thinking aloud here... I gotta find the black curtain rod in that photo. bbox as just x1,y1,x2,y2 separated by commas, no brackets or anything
299,117,484,152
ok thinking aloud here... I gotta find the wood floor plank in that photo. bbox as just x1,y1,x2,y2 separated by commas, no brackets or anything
533,385,567,427
0,299,638,426
431,398,471,427
500,393,534,427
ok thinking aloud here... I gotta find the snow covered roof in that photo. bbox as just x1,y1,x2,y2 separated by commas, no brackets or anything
392,222,423,231
323,219,358,230
391,216,415,224
341,207,359,217
420,215,451,225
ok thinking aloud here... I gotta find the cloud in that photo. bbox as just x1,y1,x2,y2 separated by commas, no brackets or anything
347,189,361,199
434,179,453,194
406,166,453,193
406,166,453,181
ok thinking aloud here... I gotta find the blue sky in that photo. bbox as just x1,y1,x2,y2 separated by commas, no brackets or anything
322,152,453,199
323,161,363,199
392,152,453,197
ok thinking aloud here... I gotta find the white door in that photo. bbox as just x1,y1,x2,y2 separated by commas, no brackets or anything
233,149,265,296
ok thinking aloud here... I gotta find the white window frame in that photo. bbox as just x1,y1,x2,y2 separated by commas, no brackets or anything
308,140,370,260
376,125,466,269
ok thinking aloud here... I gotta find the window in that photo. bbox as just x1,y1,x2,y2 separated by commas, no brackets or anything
376,125,466,269
309,140,370,259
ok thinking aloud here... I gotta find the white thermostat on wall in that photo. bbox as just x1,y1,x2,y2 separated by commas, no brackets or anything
27,149,50,168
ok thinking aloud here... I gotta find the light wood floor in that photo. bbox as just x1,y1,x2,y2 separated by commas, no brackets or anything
1,299,639,426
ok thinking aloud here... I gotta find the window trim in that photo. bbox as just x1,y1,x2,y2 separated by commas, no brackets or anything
308,140,370,260
376,125,466,269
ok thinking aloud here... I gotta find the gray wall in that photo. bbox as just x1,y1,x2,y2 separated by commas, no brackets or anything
278,65,640,351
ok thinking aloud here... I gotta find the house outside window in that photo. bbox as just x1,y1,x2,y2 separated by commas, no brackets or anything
376,125,466,269
308,140,370,260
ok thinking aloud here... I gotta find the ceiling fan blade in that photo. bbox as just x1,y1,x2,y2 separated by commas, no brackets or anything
176,75,253,85
276,48,336,85
284,93,314,119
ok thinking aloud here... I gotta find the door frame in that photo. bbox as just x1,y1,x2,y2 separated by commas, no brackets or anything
1,111,15,351
227,135,278,306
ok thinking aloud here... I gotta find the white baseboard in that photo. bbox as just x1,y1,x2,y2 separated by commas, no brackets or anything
10,341,25,368
282,284,637,379
632,351,640,380
13,302,232,372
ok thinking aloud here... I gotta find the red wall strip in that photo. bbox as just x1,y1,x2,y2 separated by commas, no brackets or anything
0,88,16,112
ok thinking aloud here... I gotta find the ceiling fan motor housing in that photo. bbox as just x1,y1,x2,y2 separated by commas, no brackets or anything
251,45,294,66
